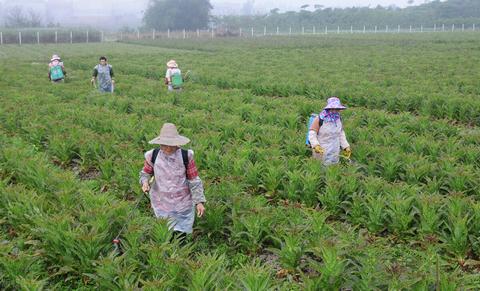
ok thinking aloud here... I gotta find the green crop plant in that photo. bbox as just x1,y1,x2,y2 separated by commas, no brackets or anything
344,193,365,226
270,233,304,272
261,163,285,197
416,195,443,239
187,252,227,291
305,243,349,290
386,188,415,235
284,169,304,201
236,261,274,291
364,193,387,234
443,214,470,260
195,202,229,240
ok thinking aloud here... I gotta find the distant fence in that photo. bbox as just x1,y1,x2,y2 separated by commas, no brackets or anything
0,24,478,45
118,24,478,41
0,29,102,45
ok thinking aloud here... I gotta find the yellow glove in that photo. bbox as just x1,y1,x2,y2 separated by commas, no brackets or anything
313,145,325,155
343,147,352,159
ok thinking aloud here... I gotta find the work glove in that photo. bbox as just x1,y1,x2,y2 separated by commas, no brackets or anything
342,147,352,159
313,145,325,155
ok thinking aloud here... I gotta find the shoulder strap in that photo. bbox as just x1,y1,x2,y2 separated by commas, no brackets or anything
150,148,189,172
151,148,160,165
181,149,189,168
318,114,324,127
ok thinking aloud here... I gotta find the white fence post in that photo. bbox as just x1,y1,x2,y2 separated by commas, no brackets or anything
313,26,316,34
351,26,353,33
462,24,465,31
325,26,328,34
363,25,366,33
167,29,170,38
183,29,186,39
289,26,292,35
101,31,104,42
239,27,242,37
19,31,22,45
264,25,266,36
421,25,423,32
197,29,200,37
137,30,140,40
152,29,155,40
375,26,377,33
409,25,412,33
442,24,445,32
251,27,254,37
70,31,73,43
434,24,436,32
0,32,3,45
398,25,400,33
452,24,455,32
386,25,388,33
337,26,340,34
276,26,279,35
473,24,476,31
211,28,214,38
37,31,40,44
55,31,58,43
86,30,89,43
302,26,304,35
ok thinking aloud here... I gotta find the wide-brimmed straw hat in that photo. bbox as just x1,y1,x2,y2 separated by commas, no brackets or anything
51,54,61,61
324,97,347,110
166,60,178,68
148,123,190,146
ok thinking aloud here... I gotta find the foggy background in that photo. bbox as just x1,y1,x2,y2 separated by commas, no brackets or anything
0,0,427,29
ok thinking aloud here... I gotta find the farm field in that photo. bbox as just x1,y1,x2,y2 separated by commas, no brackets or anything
1,33,480,289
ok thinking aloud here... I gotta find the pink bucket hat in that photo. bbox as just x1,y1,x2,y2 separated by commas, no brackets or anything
324,97,347,110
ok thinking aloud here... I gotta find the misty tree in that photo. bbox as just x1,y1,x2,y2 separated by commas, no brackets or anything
241,0,255,16
143,0,212,30
4,6,42,28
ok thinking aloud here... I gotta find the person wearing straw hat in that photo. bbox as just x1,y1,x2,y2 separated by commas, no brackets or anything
139,123,206,241
308,97,351,165
48,54,66,83
165,60,183,91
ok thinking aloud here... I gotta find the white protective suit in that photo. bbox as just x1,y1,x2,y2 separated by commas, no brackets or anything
308,117,350,165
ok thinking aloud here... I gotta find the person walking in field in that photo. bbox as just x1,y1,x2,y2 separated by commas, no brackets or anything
48,54,66,83
308,97,351,166
140,123,206,242
165,60,183,91
91,56,115,93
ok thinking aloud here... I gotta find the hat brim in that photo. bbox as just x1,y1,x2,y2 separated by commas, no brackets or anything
325,105,347,110
148,135,190,146
51,58,60,61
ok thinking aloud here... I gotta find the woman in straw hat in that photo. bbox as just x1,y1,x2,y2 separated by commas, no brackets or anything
139,123,206,241
308,97,351,165
165,59,183,91
48,54,67,83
